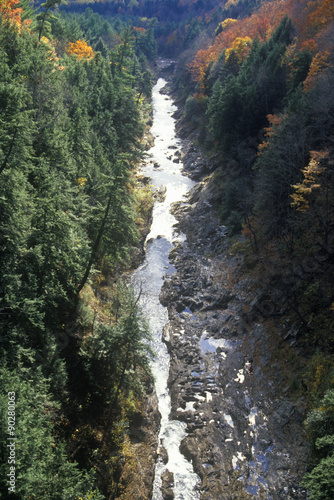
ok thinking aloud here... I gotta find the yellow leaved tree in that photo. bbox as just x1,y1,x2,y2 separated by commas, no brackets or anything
291,150,328,212
67,39,95,60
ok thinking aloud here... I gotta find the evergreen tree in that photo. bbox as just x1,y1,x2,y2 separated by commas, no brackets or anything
35,0,64,41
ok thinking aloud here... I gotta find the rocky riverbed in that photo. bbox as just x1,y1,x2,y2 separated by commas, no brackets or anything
156,108,310,499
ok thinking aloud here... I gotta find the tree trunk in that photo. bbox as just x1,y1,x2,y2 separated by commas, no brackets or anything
77,189,113,295
0,129,17,176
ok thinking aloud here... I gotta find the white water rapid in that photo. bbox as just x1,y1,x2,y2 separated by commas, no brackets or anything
133,77,201,500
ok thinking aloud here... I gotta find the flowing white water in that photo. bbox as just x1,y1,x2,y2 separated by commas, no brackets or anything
133,78,201,499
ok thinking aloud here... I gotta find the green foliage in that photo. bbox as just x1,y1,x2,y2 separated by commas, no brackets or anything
207,75,242,148
80,282,153,407
134,23,157,61
305,390,334,447
0,8,153,499
303,390,334,498
50,13,85,44
185,94,205,124
218,178,251,235
253,108,307,238
288,50,313,93
18,0,36,22
199,8,334,256
0,11,147,350
302,454,334,500
0,366,104,499
35,0,66,41
207,17,294,154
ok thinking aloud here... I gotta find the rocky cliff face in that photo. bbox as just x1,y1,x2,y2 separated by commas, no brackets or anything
158,118,310,498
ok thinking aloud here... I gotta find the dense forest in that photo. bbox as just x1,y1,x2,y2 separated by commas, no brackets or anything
1,0,334,498
0,1,157,498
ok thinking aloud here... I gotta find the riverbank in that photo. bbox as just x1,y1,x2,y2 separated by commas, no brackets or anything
156,79,310,498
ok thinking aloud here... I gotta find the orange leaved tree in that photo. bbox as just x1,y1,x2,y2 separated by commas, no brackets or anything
67,39,95,60
0,0,28,27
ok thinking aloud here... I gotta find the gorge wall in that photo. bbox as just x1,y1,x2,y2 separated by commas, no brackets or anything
151,69,310,499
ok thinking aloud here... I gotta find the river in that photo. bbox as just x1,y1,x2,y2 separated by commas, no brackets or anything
133,77,201,499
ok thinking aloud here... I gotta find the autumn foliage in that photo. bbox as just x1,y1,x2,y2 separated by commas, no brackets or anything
291,150,328,212
257,114,285,155
67,39,95,60
133,26,146,33
188,0,334,94
0,0,22,23
188,0,289,89
0,0,31,27
303,50,331,91
302,0,334,38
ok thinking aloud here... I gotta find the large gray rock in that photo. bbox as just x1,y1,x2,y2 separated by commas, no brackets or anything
161,469,174,500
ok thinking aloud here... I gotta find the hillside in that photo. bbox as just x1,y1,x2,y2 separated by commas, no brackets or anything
169,1,334,496
0,2,158,498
